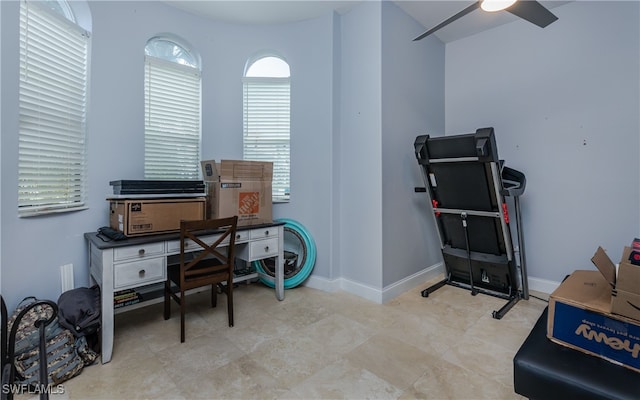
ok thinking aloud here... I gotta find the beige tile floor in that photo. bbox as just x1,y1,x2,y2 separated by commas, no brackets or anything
58,278,548,399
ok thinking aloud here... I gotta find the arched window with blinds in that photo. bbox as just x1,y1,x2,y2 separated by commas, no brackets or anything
18,0,91,216
144,36,201,180
243,55,291,201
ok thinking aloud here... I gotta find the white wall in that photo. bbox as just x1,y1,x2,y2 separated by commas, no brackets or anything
338,1,384,290
381,1,445,289
330,12,342,283
331,2,446,301
0,0,337,309
445,1,640,290
1,0,445,309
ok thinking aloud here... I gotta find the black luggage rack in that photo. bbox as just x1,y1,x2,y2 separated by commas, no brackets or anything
414,127,528,319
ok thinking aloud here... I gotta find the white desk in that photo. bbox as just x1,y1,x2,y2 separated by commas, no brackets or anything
84,221,285,363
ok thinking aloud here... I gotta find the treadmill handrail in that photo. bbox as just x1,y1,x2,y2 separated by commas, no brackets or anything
501,166,526,197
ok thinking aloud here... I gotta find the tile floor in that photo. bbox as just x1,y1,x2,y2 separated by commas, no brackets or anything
58,278,548,399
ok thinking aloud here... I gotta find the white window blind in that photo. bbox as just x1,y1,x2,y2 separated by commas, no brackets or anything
144,56,201,180
18,0,89,216
243,77,290,200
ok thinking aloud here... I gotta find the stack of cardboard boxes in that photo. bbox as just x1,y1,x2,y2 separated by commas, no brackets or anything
547,243,640,372
108,160,273,237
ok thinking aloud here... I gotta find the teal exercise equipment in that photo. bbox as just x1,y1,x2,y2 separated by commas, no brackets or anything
253,218,316,289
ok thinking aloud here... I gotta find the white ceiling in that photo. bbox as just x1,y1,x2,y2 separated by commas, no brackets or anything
163,1,571,43
163,1,359,25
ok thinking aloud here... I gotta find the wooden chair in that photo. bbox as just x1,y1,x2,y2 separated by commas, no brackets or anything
164,216,238,343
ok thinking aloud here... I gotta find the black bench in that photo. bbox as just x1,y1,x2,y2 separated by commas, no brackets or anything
513,307,640,400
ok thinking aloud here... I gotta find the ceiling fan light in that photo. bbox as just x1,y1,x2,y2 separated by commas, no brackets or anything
480,0,517,12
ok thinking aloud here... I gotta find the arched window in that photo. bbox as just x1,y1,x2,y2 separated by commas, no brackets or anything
243,55,291,201
18,0,91,216
42,0,75,21
144,36,201,179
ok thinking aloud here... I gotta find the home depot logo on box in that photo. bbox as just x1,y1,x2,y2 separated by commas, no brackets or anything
238,192,260,215
201,160,273,226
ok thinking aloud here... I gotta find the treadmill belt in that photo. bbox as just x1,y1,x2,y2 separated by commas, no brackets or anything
439,214,503,255
430,163,497,212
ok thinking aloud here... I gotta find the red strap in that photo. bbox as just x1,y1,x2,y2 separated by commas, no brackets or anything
432,200,441,217
502,203,510,224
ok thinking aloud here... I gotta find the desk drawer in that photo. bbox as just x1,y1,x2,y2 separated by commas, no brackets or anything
114,242,164,261
245,237,279,261
250,227,278,239
234,230,250,243
114,257,165,289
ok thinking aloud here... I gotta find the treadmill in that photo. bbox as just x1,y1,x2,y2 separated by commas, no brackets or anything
414,128,528,319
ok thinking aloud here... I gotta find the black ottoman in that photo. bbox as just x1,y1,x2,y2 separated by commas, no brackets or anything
513,307,640,400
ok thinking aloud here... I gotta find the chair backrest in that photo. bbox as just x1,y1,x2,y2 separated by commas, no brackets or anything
179,216,238,285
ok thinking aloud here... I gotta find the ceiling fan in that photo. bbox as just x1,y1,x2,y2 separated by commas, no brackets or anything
413,0,558,41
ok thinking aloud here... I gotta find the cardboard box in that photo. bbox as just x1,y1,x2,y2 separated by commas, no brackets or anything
547,270,640,373
109,198,205,236
200,160,273,226
591,246,640,321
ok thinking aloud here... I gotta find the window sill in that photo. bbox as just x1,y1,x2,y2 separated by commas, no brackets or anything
19,206,89,218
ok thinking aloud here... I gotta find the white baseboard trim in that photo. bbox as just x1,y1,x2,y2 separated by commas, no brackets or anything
303,262,444,304
303,275,381,303
527,276,561,296
381,262,443,303
302,274,341,293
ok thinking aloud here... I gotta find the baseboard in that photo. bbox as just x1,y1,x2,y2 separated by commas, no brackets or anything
303,261,444,304
381,262,443,303
526,276,561,296
303,275,381,303
302,274,341,293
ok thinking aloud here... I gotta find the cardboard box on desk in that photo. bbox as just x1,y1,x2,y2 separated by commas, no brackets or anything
200,159,273,226
547,270,640,373
109,197,205,236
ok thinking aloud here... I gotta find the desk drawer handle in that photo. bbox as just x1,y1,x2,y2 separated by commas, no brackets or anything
264,245,269,252
236,234,241,239
264,230,269,236
139,269,146,277
138,249,145,256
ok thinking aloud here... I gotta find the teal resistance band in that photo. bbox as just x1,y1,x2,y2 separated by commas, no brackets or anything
253,218,316,289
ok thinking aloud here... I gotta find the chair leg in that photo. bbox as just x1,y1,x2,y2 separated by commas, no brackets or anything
180,290,186,343
227,283,234,327
211,284,217,308
164,280,170,320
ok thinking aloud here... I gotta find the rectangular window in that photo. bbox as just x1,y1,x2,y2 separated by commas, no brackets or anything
242,77,290,201
144,56,201,180
18,1,90,216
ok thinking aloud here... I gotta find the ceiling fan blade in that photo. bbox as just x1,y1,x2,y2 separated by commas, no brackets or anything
506,0,558,28
413,1,480,41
